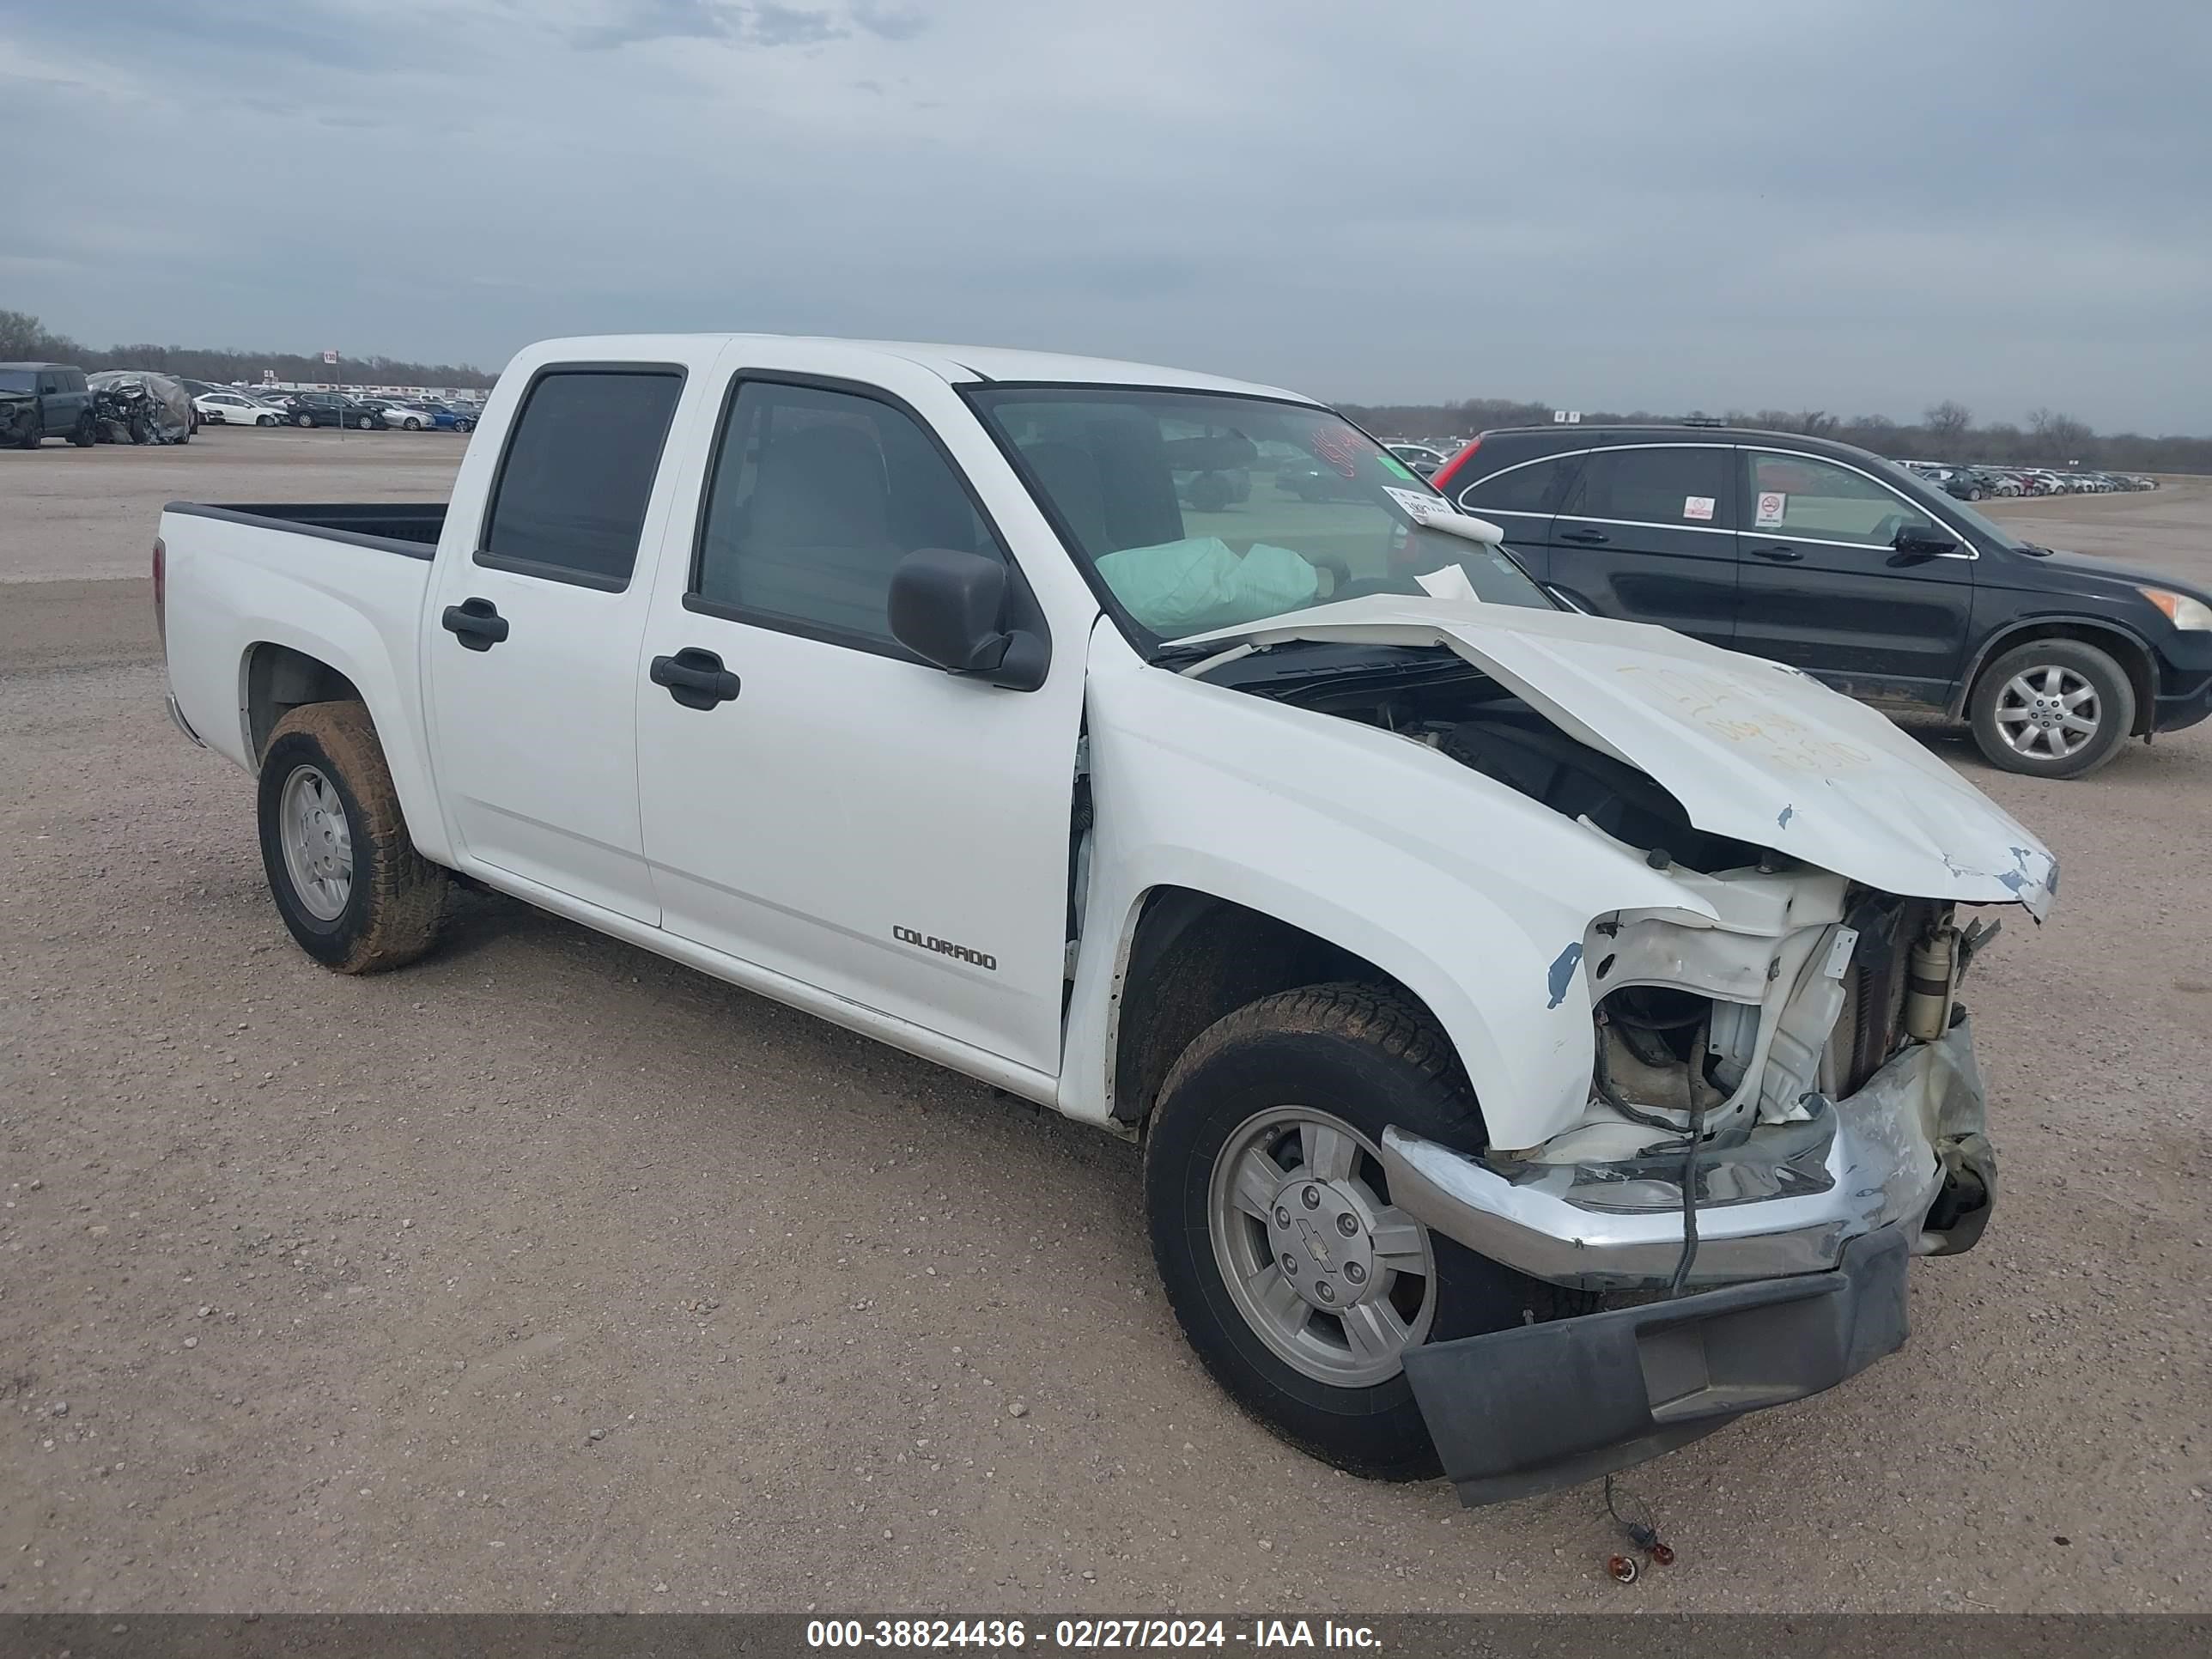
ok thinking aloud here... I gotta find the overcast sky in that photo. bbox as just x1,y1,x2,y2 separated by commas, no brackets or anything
2,0,2206,429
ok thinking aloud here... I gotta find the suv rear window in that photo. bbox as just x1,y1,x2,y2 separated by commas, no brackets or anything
1456,453,1579,517
479,368,685,588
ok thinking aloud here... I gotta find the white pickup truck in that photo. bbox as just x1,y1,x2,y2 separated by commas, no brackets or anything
157,334,2058,1504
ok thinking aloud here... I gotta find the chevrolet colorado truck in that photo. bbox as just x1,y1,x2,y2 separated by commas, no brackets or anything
156,335,2058,1504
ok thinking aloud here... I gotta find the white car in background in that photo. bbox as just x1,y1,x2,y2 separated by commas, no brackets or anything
193,391,284,427
1386,442,1450,477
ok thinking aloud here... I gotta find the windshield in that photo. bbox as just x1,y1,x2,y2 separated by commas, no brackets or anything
0,369,36,393
967,386,1553,647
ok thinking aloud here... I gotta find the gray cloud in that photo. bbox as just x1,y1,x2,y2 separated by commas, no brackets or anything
2,0,2204,430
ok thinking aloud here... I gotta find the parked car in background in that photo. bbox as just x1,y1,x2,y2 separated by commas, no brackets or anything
0,362,94,447
195,390,284,426
283,392,386,430
1387,442,1450,477
1434,422,2212,776
382,400,441,431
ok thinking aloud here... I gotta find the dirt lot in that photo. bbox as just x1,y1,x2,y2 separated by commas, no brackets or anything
3,430,2208,1613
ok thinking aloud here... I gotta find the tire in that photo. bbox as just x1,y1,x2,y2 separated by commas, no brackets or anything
356,415,374,430
1144,982,1585,1481
1967,487,1984,501
1968,637,2135,779
257,701,450,973
257,414,276,427
401,416,422,431
295,411,315,428
15,426,37,451
70,416,95,447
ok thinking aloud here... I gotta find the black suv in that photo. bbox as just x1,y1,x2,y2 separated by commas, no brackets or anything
1433,425,2212,778
0,362,94,448
283,392,386,430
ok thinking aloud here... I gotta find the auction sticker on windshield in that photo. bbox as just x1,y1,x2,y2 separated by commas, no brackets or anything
1384,485,1447,523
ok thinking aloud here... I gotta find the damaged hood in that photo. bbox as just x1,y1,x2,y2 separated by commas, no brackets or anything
1184,596,2057,917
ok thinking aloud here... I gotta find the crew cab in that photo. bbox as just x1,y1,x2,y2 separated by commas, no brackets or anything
1432,424,2212,777
157,336,2059,1504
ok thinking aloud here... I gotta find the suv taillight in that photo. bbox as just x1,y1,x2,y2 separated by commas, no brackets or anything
1428,435,1482,498
152,536,166,646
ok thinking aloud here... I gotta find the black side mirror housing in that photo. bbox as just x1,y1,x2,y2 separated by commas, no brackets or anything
889,548,1048,691
1892,524,1961,562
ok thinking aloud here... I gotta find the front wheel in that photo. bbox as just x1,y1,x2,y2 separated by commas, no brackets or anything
258,701,451,972
294,411,315,428
1145,983,1582,1480
1969,638,2135,779
257,414,276,426
402,416,422,430
356,415,374,430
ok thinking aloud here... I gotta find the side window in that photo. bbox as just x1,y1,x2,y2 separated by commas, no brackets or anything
692,380,1000,648
479,368,684,587
1457,454,1577,517
1563,447,1733,527
1744,451,1935,546
39,374,59,395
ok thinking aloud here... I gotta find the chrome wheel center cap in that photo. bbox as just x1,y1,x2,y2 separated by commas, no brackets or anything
1265,1178,1377,1309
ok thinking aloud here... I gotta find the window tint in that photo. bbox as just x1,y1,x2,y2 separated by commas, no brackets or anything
1458,453,1575,516
1745,451,1935,546
694,380,1000,647
480,368,684,586
1564,447,1732,526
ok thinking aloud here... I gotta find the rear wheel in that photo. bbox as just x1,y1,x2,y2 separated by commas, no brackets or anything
1145,983,1583,1480
258,701,450,973
1969,638,2134,779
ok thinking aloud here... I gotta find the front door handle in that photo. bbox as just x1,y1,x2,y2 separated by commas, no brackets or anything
1556,526,1610,545
441,597,509,650
650,647,742,710
1749,545,1804,562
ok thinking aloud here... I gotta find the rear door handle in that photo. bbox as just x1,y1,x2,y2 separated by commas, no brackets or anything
441,597,509,650
1556,526,1610,545
650,647,742,710
1749,545,1803,562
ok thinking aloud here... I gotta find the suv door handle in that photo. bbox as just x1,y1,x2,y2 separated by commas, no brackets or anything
441,597,509,650
1748,545,1803,562
650,647,742,710
1556,526,1610,545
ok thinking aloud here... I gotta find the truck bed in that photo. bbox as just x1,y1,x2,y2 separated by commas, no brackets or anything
162,501,447,557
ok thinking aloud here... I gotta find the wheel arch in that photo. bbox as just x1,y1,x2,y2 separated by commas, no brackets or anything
1953,617,2156,735
1104,885,1491,1150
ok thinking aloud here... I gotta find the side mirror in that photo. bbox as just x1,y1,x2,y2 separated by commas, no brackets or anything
888,548,1048,691
1892,524,1960,562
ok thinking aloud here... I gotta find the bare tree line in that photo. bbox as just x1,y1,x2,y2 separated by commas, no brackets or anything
0,309,497,392
1344,395,2206,474
5,307,2202,471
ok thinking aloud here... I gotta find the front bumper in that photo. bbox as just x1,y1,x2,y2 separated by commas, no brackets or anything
1405,1224,1911,1505
1381,1015,1993,1292
1381,1018,1996,1505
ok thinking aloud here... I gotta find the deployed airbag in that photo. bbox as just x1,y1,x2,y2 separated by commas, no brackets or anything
1095,537,1317,636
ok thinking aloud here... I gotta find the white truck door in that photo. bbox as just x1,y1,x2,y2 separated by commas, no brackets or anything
632,364,1086,1076
424,362,692,922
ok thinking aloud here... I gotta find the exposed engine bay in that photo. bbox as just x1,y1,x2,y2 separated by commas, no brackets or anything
1215,647,1999,1163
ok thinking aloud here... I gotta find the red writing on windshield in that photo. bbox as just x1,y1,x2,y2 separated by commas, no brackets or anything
1310,428,1368,480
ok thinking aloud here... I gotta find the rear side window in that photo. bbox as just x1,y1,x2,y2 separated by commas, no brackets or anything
691,380,1000,649
1563,446,1733,527
1457,453,1578,517
480,368,684,588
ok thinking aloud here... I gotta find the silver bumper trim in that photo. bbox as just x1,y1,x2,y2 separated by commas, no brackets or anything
166,692,207,748
1381,1018,1990,1290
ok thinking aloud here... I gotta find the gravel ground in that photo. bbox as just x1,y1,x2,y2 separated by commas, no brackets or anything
2,432,2208,1613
